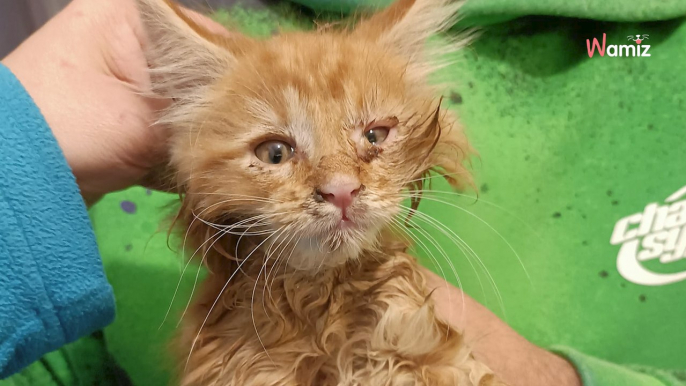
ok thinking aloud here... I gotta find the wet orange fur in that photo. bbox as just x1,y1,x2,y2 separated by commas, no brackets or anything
136,0,507,384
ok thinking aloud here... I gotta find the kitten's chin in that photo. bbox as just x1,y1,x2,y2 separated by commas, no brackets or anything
271,213,388,271
286,230,378,271
286,238,359,271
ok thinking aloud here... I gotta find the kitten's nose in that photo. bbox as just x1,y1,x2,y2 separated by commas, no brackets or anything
316,175,362,211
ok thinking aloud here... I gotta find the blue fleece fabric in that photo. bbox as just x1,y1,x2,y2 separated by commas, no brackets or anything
0,63,115,379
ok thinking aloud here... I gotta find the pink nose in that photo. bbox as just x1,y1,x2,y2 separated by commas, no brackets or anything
317,176,361,210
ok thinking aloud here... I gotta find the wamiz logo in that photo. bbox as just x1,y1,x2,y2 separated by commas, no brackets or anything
610,185,686,286
627,34,649,44
587,33,651,58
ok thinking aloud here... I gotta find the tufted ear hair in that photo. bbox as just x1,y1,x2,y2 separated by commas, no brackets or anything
135,0,246,102
353,0,468,78
414,99,474,190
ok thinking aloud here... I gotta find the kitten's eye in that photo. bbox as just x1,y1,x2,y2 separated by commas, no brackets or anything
364,127,390,145
254,141,294,164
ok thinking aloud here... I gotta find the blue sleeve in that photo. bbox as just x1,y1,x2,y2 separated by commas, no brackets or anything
0,63,115,379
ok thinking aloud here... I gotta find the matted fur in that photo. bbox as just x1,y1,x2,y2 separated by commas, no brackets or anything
135,0,508,384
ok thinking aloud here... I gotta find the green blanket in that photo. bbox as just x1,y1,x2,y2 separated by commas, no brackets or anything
291,0,686,26
4,0,685,385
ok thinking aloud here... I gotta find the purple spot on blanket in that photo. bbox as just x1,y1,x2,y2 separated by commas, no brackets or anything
146,189,152,196
120,201,137,214
125,244,133,251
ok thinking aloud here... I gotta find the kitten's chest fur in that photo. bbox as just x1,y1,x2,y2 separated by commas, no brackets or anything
179,249,503,386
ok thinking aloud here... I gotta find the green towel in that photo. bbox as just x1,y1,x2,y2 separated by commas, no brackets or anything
0,332,129,386
7,1,686,385
290,0,686,26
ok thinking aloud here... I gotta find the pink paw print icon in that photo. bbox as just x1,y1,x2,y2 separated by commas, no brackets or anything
628,34,649,44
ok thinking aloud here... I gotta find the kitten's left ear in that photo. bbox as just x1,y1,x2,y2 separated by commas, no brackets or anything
354,0,467,74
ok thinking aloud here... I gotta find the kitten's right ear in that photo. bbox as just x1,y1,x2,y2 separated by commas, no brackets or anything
135,0,236,99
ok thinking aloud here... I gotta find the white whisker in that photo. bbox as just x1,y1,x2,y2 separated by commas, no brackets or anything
262,228,301,320
397,205,489,302
175,214,283,328
161,212,278,328
412,189,543,241
185,225,286,371
403,195,533,287
388,216,460,338
251,226,291,367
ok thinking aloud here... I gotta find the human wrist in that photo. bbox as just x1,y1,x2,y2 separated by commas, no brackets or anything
468,323,580,386
422,268,581,386
529,346,582,386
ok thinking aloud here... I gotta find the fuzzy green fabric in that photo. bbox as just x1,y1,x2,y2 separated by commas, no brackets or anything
0,333,128,386
6,1,686,385
290,0,686,26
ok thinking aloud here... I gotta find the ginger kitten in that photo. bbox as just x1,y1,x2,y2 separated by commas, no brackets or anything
136,0,506,384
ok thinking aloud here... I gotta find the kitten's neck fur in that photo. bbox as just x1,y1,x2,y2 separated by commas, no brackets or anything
204,226,407,276
191,232,420,343
181,232,502,386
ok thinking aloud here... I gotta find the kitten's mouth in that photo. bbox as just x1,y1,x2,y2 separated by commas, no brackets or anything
338,218,356,230
283,209,383,269
335,208,362,230
321,213,364,242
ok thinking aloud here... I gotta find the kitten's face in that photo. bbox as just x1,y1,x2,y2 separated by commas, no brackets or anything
139,0,470,269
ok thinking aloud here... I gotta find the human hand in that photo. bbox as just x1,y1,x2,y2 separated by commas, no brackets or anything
1,0,228,204
422,268,582,386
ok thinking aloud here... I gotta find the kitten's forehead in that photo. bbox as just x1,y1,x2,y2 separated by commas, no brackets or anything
235,33,410,105
223,33,414,155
